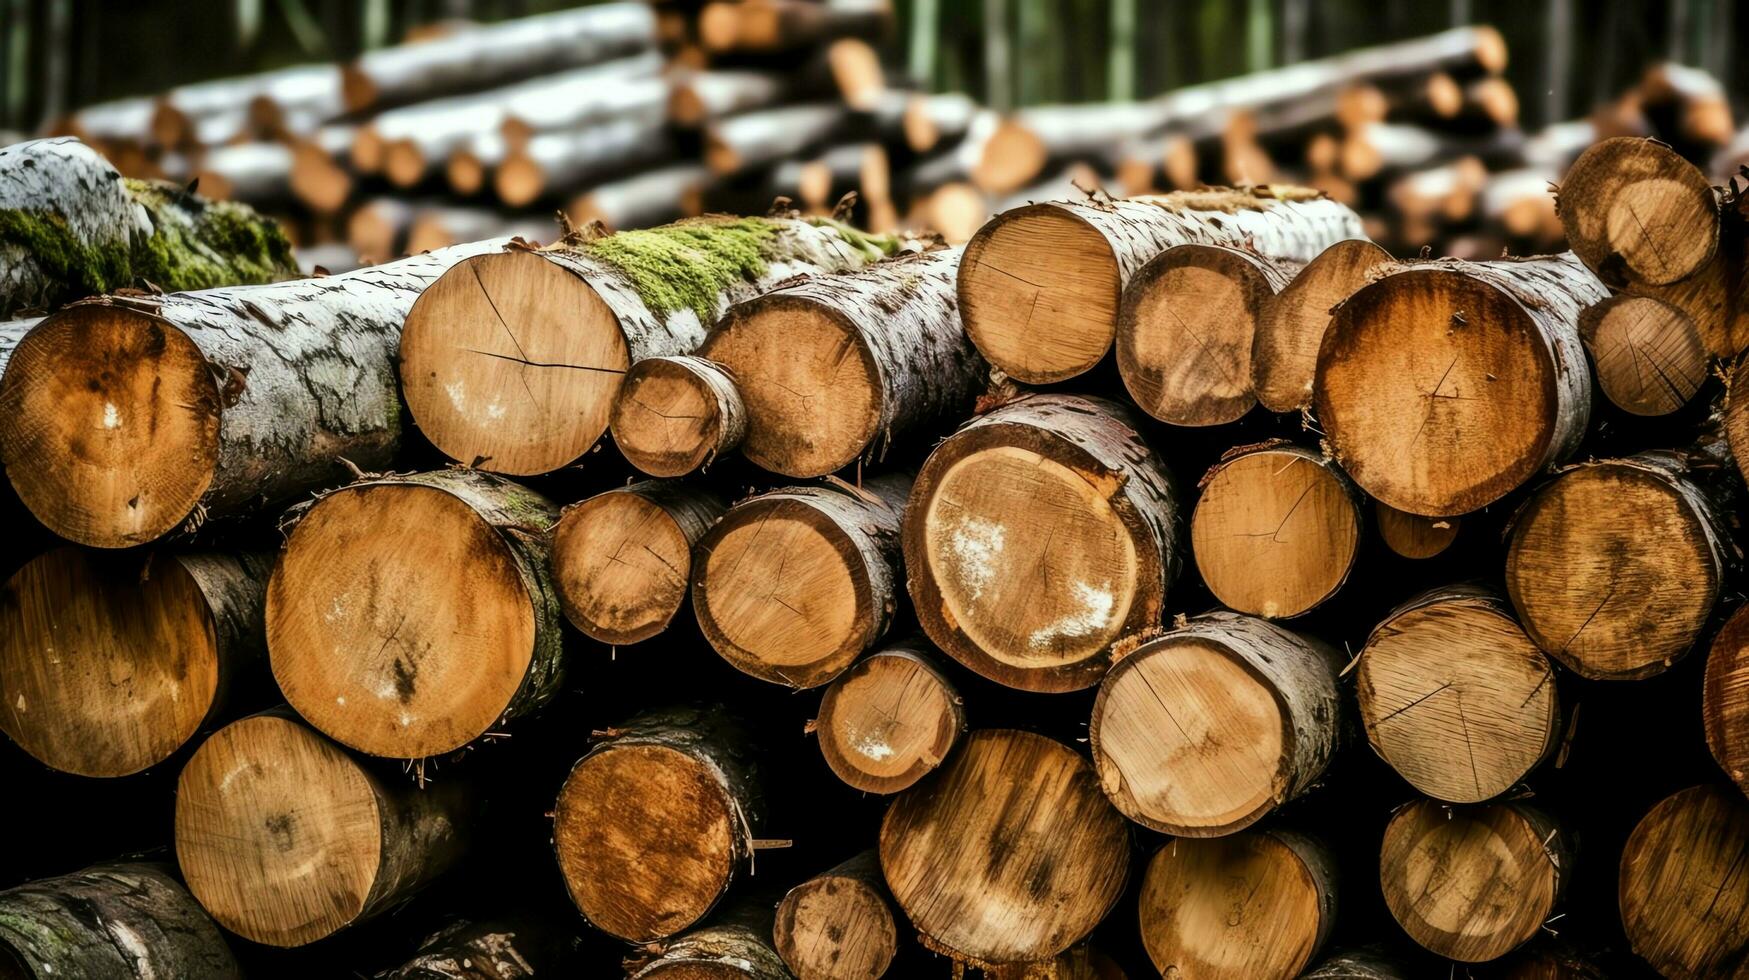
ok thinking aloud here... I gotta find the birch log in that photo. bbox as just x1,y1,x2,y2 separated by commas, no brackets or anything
1253,238,1391,413
610,356,747,477
1578,295,1709,415
0,863,239,979
1557,137,1720,288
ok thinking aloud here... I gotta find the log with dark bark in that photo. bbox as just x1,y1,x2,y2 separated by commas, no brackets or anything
1315,253,1606,517
376,917,569,980
268,469,562,759
399,216,899,477
570,164,711,234
1704,605,1749,797
702,246,984,477
959,188,1363,383
1577,294,1708,415
1090,611,1342,836
553,706,762,944
0,239,502,549
773,850,898,980
0,862,239,979
814,637,964,794
1618,784,1749,978
698,0,892,53
610,355,747,477
1301,948,1411,979
1253,238,1391,413
880,729,1129,966
175,711,472,947
1557,137,1720,288
552,480,724,645
626,897,789,979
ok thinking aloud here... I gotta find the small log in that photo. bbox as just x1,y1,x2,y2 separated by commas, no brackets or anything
1138,830,1337,979
0,863,239,979
1505,449,1736,680
626,898,789,979
1252,238,1392,413
269,470,563,759
175,711,472,946
702,246,984,477
1638,63,1737,156
289,125,356,215
1625,225,1749,357
494,116,673,207
377,918,568,979
399,215,898,476
880,729,1129,966
1090,611,1343,836
693,474,908,688
1577,295,1708,416
698,0,892,53
1558,137,1719,288
553,706,762,944
905,393,1179,692
1380,798,1569,962
1301,947,1411,980
815,638,964,793
773,851,898,980
1356,586,1559,803
1315,253,1606,517
904,92,979,154
552,479,725,645
1338,123,1526,182
1493,939,1609,980
151,63,341,148
192,142,295,205
1375,502,1459,559
498,52,667,150
610,355,747,477
1619,785,1749,977
569,164,711,233
668,70,789,128
704,103,846,176
959,187,1363,383
1704,605,1749,796
0,238,500,549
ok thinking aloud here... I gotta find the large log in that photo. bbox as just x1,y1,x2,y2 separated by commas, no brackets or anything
904,393,1179,692
1252,238,1391,413
1505,449,1735,680
553,706,762,944
0,547,268,778
0,863,239,979
1578,294,1708,416
175,711,472,946
1704,605,1749,797
693,474,908,688
1315,253,1606,517
1618,785,1749,978
773,850,898,980
1557,137,1720,288
959,188,1363,383
610,355,747,477
398,216,899,477
814,638,964,793
268,469,562,759
0,239,504,549
880,729,1129,966
1090,611,1342,836
1625,222,1749,358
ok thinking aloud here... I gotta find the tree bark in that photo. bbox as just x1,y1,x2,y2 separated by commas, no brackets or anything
626,897,789,979
774,850,898,980
1253,238,1391,413
815,637,964,794
905,393,1180,692
269,469,563,759
1301,947,1411,980
1578,294,1708,415
1619,785,1749,978
377,918,568,980
494,116,674,207
193,142,295,206
610,355,746,477
705,103,847,176
0,238,505,549
0,863,240,979
698,0,892,54
569,164,711,234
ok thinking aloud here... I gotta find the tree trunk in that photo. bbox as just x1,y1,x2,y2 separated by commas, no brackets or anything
0,238,504,549
553,705,763,944
377,918,568,980
693,473,908,689
1315,253,1606,517
398,215,899,477
1619,784,1749,978
494,116,673,207
959,187,1363,383
0,546,269,778
815,637,964,793
905,393,1180,692
610,355,747,477
1090,611,1343,836
880,729,1129,966
193,142,295,206
1253,238,1391,413
1505,448,1736,680
175,711,473,947
269,469,562,759
904,92,979,154
0,863,239,979
704,103,846,176
1190,442,1363,619
1706,604,1749,796
774,850,898,980
1557,137,1720,288
1138,830,1337,980
569,164,710,234
626,897,789,979
1577,294,1708,415
698,0,892,54
1380,798,1568,962
702,246,985,477
668,70,790,128
552,479,725,645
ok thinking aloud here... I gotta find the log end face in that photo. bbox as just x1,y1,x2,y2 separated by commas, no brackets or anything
1139,833,1328,979
817,646,962,794
1118,245,1264,426
1704,607,1749,796
1560,138,1718,288
972,120,1048,195
773,874,898,980
1580,295,1706,416
1375,502,1459,559
827,39,884,112
1253,238,1390,414
553,490,691,645
1619,785,1749,977
611,358,730,478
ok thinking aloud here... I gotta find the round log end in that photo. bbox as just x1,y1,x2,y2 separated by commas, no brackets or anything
494,155,546,208
827,39,885,113
1619,785,1749,977
1375,502,1459,559
922,183,987,245
774,868,897,980
1118,244,1268,426
290,141,353,215
382,140,427,189
1253,238,1390,414
1704,606,1749,796
1578,295,1706,416
816,644,962,794
960,204,1117,383
1559,137,1718,288
611,356,744,478
340,65,377,114
553,489,694,645
972,118,1048,194
447,152,487,197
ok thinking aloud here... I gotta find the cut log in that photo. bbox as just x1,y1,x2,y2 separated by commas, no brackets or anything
569,164,711,234
959,187,1363,383
1626,225,1749,357
0,238,502,549
0,863,239,979
175,711,472,947
1190,443,1361,618
48,95,155,146
0,315,39,377
626,898,789,979
1704,605,1749,796
879,729,1129,966
1301,948,1411,980
773,851,897,980
668,70,790,128
498,53,667,149
1356,585,1559,803
295,244,363,276
193,142,295,205
403,208,552,254
1379,798,1568,962
1338,123,1526,182
1618,785,1749,978
815,638,964,793
341,4,656,112
1117,242,1299,425
495,116,673,207
699,0,892,53
702,246,984,477
1137,830,1337,980
610,355,747,477
553,706,762,944
552,480,725,645
1253,238,1391,413
1314,253,1605,517
269,469,562,759
347,197,419,263
1375,502,1459,559
1639,63,1736,156
904,92,979,154
705,104,846,176
378,918,568,980
1090,611,1343,836
1505,449,1735,680
1577,295,1708,415
693,474,907,688
151,63,341,148
0,547,268,778
289,126,356,215
398,215,898,476
1557,137,1719,288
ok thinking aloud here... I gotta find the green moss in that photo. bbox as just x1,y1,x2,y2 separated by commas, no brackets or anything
583,215,781,323
0,208,134,297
